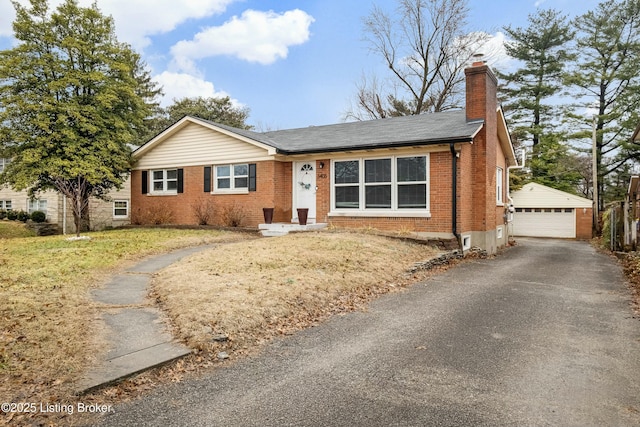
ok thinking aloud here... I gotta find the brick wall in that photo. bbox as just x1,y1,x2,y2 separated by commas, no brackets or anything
327,151,455,233
316,159,331,223
465,63,499,234
131,161,291,227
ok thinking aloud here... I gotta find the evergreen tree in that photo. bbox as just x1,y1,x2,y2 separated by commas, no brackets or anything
497,9,574,149
565,0,640,211
528,134,583,195
0,0,160,235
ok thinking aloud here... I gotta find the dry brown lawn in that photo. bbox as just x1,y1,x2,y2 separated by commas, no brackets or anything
0,228,253,426
1,228,442,426
152,231,441,356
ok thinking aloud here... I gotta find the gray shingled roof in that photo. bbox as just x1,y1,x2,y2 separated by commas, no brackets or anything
202,110,482,154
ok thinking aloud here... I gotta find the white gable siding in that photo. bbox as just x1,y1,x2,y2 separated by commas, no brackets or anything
135,123,273,170
511,183,592,208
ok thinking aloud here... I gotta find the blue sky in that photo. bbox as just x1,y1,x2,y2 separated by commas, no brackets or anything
0,0,602,130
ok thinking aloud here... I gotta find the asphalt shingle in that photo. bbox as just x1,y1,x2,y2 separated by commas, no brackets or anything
209,110,483,154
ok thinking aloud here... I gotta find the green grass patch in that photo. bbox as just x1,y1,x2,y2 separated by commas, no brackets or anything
0,221,36,239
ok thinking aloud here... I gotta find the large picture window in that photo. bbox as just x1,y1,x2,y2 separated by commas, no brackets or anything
332,155,429,214
334,160,359,209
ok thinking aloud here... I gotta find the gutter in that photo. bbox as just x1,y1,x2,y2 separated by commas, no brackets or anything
275,137,475,156
450,143,462,251
506,149,526,238
506,148,526,207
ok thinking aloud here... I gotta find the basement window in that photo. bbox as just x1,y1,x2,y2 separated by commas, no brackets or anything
462,235,471,251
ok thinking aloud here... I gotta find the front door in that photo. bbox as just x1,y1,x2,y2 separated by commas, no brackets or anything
293,161,316,223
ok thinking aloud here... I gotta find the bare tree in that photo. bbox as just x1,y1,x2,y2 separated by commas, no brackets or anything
345,0,489,120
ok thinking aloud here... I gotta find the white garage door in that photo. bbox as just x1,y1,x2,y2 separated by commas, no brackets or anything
513,208,575,238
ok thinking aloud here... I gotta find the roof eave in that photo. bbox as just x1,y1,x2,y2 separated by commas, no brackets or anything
497,107,517,166
276,136,475,155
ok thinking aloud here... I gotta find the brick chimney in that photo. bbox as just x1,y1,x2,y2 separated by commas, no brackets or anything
465,61,498,123
463,60,499,252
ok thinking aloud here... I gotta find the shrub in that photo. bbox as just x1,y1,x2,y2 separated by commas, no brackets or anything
16,210,30,222
221,202,247,227
130,204,174,225
191,197,216,226
6,210,18,221
30,210,47,223
0,209,6,220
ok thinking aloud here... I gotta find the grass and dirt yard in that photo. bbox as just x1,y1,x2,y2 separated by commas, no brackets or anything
0,223,443,426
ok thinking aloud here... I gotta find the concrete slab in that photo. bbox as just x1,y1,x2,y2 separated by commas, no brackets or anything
78,342,191,394
102,308,175,359
78,246,215,394
258,222,328,232
77,308,192,394
92,274,150,305
261,230,290,237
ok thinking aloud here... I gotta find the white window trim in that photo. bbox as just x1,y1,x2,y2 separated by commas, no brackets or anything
113,200,129,218
213,164,250,194
496,166,504,206
150,169,178,195
28,199,47,214
462,235,472,251
0,158,9,174
329,154,431,217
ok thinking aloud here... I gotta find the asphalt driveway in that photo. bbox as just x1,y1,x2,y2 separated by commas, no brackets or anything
95,238,640,426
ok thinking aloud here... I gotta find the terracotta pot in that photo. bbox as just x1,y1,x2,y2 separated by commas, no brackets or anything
297,208,309,226
262,207,274,224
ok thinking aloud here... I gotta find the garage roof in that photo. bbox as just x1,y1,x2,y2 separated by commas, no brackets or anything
511,183,592,208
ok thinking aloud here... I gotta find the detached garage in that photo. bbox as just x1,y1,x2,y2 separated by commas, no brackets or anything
511,183,593,239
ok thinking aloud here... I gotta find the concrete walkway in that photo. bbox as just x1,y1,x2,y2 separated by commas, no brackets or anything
77,246,213,394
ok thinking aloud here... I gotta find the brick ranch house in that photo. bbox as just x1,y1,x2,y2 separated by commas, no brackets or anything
131,62,518,254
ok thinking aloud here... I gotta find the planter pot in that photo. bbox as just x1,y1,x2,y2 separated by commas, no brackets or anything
297,208,309,226
262,207,274,224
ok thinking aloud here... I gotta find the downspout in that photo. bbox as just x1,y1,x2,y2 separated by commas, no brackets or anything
450,143,462,252
506,149,526,240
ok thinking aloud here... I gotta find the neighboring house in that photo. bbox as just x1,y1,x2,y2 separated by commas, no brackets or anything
131,62,517,254
0,166,132,233
510,182,593,239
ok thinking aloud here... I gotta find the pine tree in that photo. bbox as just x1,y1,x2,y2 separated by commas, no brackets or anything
565,0,640,211
497,9,574,149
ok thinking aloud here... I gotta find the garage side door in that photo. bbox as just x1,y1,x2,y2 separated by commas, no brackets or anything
512,208,575,238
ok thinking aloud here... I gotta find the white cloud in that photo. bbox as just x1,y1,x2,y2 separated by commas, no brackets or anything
154,71,231,106
98,0,236,49
0,2,16,37
170,9,315,69
483,32,514,71
1,0,236,49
